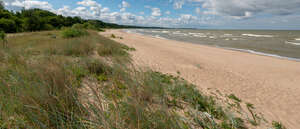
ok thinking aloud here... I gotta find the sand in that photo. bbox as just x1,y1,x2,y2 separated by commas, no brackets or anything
100,30,300,129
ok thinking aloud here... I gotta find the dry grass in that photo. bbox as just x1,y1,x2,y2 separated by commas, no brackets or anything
0,30,281,129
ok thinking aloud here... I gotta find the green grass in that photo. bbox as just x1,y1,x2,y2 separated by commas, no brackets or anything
61,27,88,38
228,94,242,103
0,30,279,129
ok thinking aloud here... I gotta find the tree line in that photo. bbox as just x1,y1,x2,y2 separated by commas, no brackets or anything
0,2,145,33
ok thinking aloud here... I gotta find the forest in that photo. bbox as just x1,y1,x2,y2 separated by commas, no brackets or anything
0,1,145,33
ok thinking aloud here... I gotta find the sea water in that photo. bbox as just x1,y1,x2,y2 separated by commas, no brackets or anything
125,29,300,61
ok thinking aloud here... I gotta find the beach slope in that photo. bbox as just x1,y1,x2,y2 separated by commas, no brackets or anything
101,30,300,129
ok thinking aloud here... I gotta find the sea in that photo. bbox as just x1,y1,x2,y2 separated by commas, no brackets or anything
124,29,300,61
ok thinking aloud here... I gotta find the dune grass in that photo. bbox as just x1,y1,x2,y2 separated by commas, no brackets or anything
0,30,280,129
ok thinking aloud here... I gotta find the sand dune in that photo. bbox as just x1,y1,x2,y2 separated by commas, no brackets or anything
100,30,300,129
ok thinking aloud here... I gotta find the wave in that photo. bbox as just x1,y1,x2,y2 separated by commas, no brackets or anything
172,32,188,36
123,30,136,34
161,31,169,33
188,32,207,38
285,41,300,46
151,30,161,33
219,47,300,62
193,35,207,38
242,34,274,38
188,32,205,35
123,29,145,36
223,34,234,37
152,35,166,39
295,38,300,41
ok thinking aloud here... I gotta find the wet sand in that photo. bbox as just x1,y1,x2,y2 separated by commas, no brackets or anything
100,30,300,129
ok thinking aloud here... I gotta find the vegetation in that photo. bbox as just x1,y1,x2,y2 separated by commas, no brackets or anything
272,121,286,129
0,2,284,129
0,31,6,48
61,27,88,38
0,30,280,129
111,34,116,38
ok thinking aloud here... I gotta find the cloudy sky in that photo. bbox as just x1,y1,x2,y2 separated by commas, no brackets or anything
3,0,300,30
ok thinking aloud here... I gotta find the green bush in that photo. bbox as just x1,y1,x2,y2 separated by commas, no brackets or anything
272,121,286,129
0,30,7,48
98,28,105,32
111,34,116,38
72,23,85,29
61,27,88,38
0,18,17,33
43,24,54,30
0,31,5,40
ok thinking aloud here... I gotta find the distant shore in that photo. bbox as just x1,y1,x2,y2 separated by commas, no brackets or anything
101,29,300,129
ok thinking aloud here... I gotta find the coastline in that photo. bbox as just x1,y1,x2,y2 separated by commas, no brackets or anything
100,29,300,129
124,29,300,62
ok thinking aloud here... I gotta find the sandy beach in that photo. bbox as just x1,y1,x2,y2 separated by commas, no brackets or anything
101,29,300,129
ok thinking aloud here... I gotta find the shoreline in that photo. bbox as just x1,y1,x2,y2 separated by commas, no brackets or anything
101,29,300,129
124,29,300,62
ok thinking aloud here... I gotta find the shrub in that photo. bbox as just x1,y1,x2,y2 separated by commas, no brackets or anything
0,30,5,41
61,27,88,38
43,24,54,30
111,34,116,38
72,23,85,29
0,30,7,48
121,44,136,51
98,28,105,32
0,18,17,33
272,121,286,129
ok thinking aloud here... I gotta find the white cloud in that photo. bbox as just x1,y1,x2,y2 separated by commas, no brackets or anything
120,8,126,12
57,6,71,15
77,0,101,7
7,0,53,10
179,14,197,24
151,8,161,17
173,0,184,9
192,0,300,19
122,1,130,8
4,0,300,29
76,0,104,17
101,7,109,13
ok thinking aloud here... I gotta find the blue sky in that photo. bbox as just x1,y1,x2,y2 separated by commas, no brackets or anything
3,0,300,30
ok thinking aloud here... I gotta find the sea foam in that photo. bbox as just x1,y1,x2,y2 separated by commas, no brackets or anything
242,34,274,38
285,41,300,46
152,35,166,39
220,47,300,62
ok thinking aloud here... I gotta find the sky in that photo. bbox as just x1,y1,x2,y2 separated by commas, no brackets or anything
2,0,300,30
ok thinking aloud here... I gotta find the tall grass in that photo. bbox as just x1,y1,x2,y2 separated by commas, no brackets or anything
0,30,276,129
61,27,88,38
